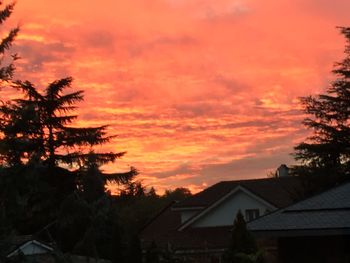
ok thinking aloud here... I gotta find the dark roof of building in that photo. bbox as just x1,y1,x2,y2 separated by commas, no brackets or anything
173,176,302,209
248,182,350,234
141,176,305,251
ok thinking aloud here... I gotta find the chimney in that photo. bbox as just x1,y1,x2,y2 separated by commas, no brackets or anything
276,164,289,177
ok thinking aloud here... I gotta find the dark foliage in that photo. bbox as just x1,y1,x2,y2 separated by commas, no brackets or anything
229,211,257,255
293,27,350,193
0,78,136,260
224,211,264,263
0,78,138,240
0,1,18,83
163,187,192,201
117,186,192,242
1,77,130,171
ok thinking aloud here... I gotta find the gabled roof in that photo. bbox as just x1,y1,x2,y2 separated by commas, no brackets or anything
178,185,277,231
141,177,304,251
248,182,350,236
6,237,53,257
1,235,33,257
173,176,302,210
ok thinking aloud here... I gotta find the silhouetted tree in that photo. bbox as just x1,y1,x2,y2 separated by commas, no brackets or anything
147,187,158,198
2,78,125,169
230,211,257,254
293,27,350,192
0,1,19,83
56,193,126,262
78,154,137,203
121,181,146,197
163,187,192,202
0,1,43,236
0,78,137,237
0,77,137,186
57,194,92,252
0,1,20,166
0,3,137,260
224,211,263,263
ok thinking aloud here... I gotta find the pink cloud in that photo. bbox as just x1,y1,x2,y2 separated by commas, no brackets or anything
2,0,349,193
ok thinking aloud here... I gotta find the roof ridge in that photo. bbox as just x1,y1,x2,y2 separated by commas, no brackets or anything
139,201,177,233
174,176,300,209
284,207,350,213
220,176,294,184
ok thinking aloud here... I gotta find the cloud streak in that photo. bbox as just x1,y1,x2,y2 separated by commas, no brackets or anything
3,0,349,193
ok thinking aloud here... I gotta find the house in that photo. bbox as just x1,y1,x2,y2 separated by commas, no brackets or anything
2,235,112,263
248,181,350,263
6,238,53,258
140,176,302,262
2,235,55,262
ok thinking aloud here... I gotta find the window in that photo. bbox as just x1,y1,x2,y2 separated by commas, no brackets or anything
245,209,260,221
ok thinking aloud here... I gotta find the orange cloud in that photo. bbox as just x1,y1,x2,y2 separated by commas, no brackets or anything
2,0,350,193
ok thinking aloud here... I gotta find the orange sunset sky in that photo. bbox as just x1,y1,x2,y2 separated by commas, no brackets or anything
2,0,350,193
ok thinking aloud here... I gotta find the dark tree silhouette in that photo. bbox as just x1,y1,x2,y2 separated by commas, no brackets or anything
163,187,192,202
0,1,20,166
229,211,257,255
0,78,137,236
0,0,21,238
0,2,137,260
5,78,123,168
293,27,350,191
0,1,19,84
224,211,264,263
0,77,137,180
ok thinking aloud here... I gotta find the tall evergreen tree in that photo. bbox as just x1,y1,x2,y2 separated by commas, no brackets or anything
0,2,137,258
0,1,19,84
0,1,20,165
224,211,263,263
7,78,124,168
1,77,137,178
229,211,257,255
293,27,350,189
0,78,137,234
0,0,28,236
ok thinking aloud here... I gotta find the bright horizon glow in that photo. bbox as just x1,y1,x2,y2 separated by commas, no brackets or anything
3,0,350,193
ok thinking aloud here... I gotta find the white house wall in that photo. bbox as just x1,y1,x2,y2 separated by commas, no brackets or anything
192,190,270,228
8,241,53,257
23,244,48,255
16,243,49,256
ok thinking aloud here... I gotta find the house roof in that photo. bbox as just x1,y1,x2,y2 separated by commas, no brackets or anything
141,176,304,251
248,182,350,236
177,185,278,231
173,176,302,210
